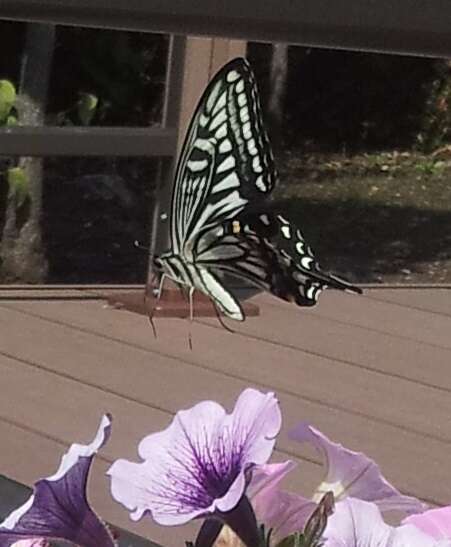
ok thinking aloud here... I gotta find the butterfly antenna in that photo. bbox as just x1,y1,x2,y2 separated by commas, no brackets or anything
134,240,151,254
213,303,236,334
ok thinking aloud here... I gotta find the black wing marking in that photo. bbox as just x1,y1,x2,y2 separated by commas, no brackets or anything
169,58,277,255
194,221,278,291
234,212,362,306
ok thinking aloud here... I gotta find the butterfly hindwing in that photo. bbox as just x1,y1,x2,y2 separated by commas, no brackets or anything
238,212,362,306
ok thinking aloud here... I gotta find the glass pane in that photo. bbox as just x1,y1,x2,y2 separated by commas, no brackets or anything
0,155,160,283
49,27,168,127
0,20,168,128
248,43,451,284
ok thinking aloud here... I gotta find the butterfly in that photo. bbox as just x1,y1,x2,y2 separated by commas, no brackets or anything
150,57,361,326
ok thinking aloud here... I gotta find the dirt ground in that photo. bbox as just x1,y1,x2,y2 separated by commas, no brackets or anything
274,146,451,284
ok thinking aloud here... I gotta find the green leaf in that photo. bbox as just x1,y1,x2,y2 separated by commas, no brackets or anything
276,493,335,547
0,79,16,123
6,114,18,126
7,166,29,207
276,532,306,547
77,92,98,125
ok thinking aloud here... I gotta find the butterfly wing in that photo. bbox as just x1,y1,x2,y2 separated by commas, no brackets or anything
161,58,279,319
169,57,276,255
162,57,360,320
237,212,362,306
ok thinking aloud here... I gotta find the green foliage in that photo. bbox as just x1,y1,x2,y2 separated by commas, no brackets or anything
54,92,99,126
7,166,29,208
0,79,16,123
414,158,446,177
76,92,98,125
416,61,451,152
6,113,18,126
275,493,334,547
49,28,167,126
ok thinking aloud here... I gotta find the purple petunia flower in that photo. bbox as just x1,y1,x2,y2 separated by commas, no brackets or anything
323,498,449,547
0,415,115,547
232,422,428,546
403,506,451,541
248,462,316,544
107,389,281,545
289,422,426,514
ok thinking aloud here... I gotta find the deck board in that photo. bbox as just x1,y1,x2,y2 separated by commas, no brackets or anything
1,288,451,546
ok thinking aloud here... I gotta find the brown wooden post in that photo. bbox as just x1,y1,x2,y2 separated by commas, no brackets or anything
177,36,247,150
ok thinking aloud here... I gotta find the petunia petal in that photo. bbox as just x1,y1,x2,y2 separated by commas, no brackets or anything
108,389,281,528
258,489,315,544
246,462,316,544
324,498,437,547
11,541,49,547
289,423,426,514
403,506,451,540
228,388,282,466
247,461,298,501
0,415,114,547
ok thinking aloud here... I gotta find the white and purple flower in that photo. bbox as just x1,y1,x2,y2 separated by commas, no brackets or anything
107,388,281,546
289,422,426,514
403,506,451,542
228,421,430,546
323,498,447,547
0,415,114,547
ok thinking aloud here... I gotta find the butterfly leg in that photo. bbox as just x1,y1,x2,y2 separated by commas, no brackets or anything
155,272,167,299
213,303,236,334
144,273,167,339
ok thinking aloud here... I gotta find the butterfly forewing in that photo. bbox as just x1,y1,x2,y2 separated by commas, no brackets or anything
169,58,276,256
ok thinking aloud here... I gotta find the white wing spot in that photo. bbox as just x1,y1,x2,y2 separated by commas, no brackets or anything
281,225,291,239
296,241,305,254
240,108,250,123
242,121,251,139
237,93,246,107
301,257,314,269
210,109,227,131
247,139,258,155
188,159,209,172
260,214,270,225
212,91,227,114
199,113,209,127
236,80,245,92
278,215,289,225
206,81,222,113
215,124,227,139
219,139,232,153
252,156,262,173
194,138,215,153
217,155,236,173
255,176,267,192
226,70,240,83
212,172,240,193
306,285,320,301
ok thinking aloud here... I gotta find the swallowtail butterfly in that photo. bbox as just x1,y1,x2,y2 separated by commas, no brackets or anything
152,57,361,322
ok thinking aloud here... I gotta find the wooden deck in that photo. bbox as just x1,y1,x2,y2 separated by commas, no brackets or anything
1,286,451,546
